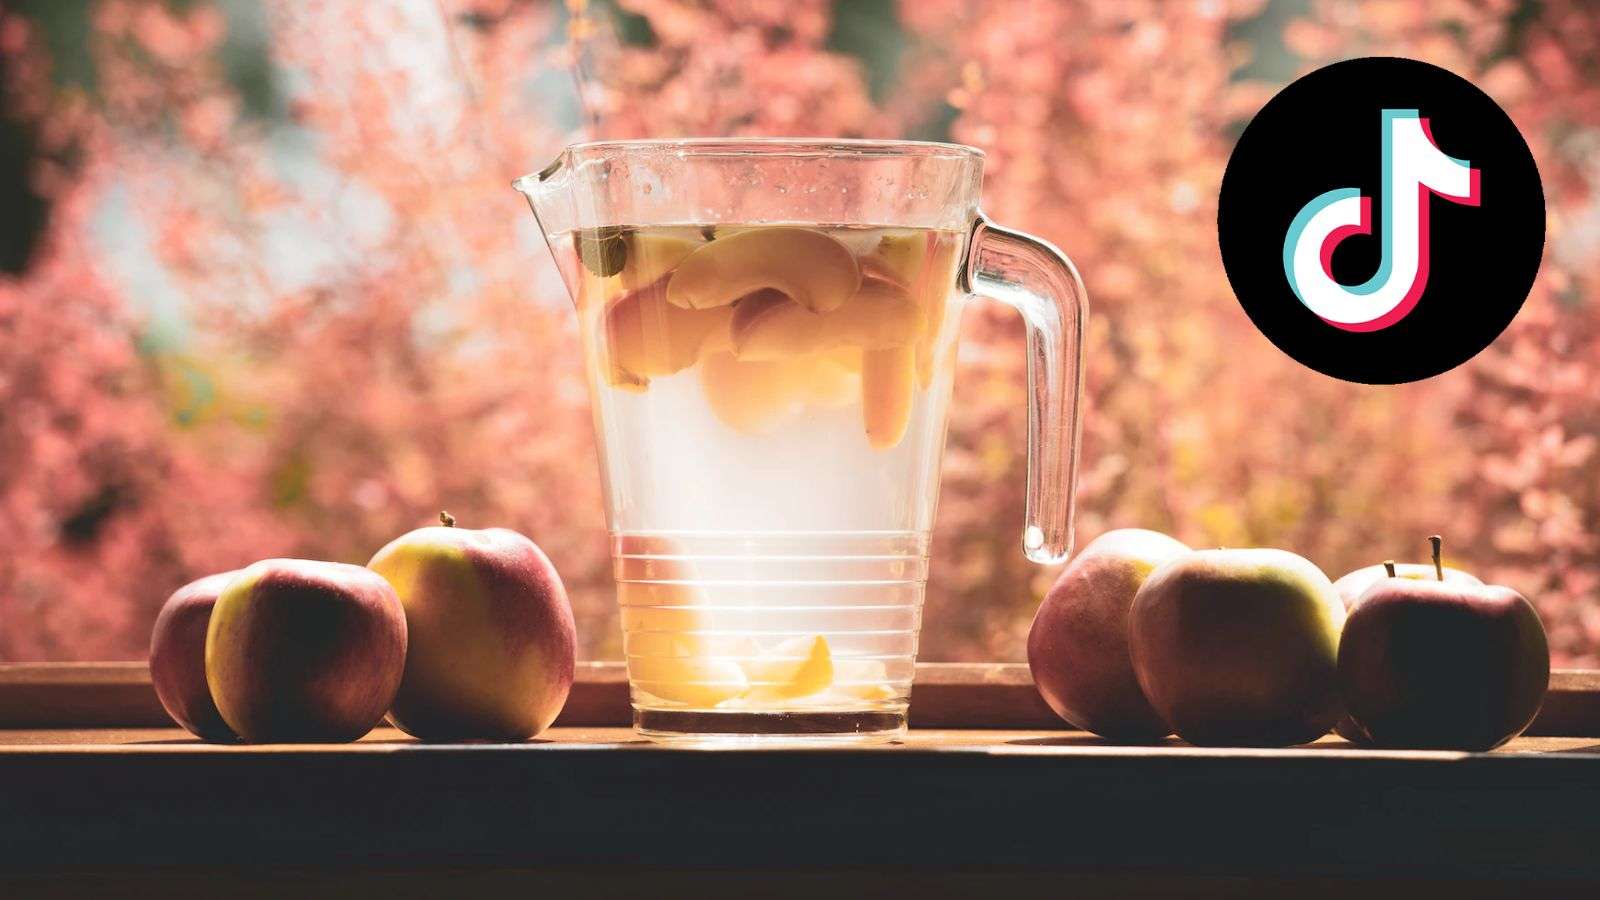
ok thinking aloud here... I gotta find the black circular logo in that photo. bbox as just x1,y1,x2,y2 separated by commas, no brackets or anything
1218,57,1544,384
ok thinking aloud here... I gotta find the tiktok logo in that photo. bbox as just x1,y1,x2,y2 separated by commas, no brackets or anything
1282,110,1481,332
1219,58,1543,384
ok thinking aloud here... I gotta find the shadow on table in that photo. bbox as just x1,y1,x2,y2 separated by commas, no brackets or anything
1004,734,1600,754
1005,734,1186,748
1004,735,1372,749
129,737,562,747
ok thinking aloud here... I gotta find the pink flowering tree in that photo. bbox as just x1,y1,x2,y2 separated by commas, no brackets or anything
1,0,1596,664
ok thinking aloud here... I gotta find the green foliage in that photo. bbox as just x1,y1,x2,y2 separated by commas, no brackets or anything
217,0,280,119
12,0,97,91
826,0,904,102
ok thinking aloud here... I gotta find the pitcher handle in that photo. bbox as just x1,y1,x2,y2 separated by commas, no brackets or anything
963,214,1088,565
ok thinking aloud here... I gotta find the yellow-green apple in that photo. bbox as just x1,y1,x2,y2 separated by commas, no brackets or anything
367,512,576,741
1130,548,1345,747
207,559,407,743
1027,528,1188,740
1332,536,1483,741
1339,552,1549,751
149,571,240,742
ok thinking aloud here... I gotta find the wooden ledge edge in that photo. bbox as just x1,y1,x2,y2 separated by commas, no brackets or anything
1,662,1597,735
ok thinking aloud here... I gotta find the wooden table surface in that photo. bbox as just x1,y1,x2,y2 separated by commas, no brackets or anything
4,725,1600,898
5,723,1600,753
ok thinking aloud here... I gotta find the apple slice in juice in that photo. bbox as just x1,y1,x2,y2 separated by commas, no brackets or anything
729,280,923,362
698,350,810,435
619,228,705,291
862,344,916,449
602,283,732,387
742,635,835,703
667,227,861,313
619,547,748,708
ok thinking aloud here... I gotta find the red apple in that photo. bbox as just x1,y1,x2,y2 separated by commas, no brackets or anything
1339,543,1549,751
149,571,240,742
1332,536,1484,741
1130,548,1345,747
368,512,576,741
1027,528,1187,740
207,559,407,743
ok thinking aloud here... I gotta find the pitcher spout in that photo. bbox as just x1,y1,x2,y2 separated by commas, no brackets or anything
513,151,584,305
512,152,572,238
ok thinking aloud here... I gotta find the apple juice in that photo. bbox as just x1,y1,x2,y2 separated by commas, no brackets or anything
555,223,966,739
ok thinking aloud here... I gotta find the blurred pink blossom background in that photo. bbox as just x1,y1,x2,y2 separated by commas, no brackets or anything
1,0,1597,664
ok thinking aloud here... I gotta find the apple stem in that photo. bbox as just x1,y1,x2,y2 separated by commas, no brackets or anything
1383,560,1397,578
1429,535,1443,580
440,511,456,528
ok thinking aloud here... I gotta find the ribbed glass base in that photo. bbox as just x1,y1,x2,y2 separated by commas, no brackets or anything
634,708,907,745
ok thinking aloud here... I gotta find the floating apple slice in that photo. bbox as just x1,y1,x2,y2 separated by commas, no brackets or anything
914,234,962,387
698,309,736,356
604,367,649,393
866,229,930,286
830,229,885,257
860,230,963,388
832,657,897,702
629,654,749,707
862,345,916,449
727,289,818,359
574,259,626,315
620,229,705,291
807,348,861,407
619,548,749,707
706,224,861,251
604,283,733,387
576,278,627,391
823,344,862,372
707,335,859,409
845,278,926,349
731,279,923,362
743,635,834,702
698,350,809,434
667,227,861,313
708,224,754,241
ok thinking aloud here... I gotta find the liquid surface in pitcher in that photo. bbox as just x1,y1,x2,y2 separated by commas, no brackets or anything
559,223,966,738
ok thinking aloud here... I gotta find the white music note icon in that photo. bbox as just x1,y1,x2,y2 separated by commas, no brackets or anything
1283,109,1480,331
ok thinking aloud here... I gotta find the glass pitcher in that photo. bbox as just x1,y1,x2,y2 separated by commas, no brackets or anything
514,139,1085,743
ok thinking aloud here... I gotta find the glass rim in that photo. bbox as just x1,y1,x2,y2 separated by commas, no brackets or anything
567,136,982,157
517,137,985,185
